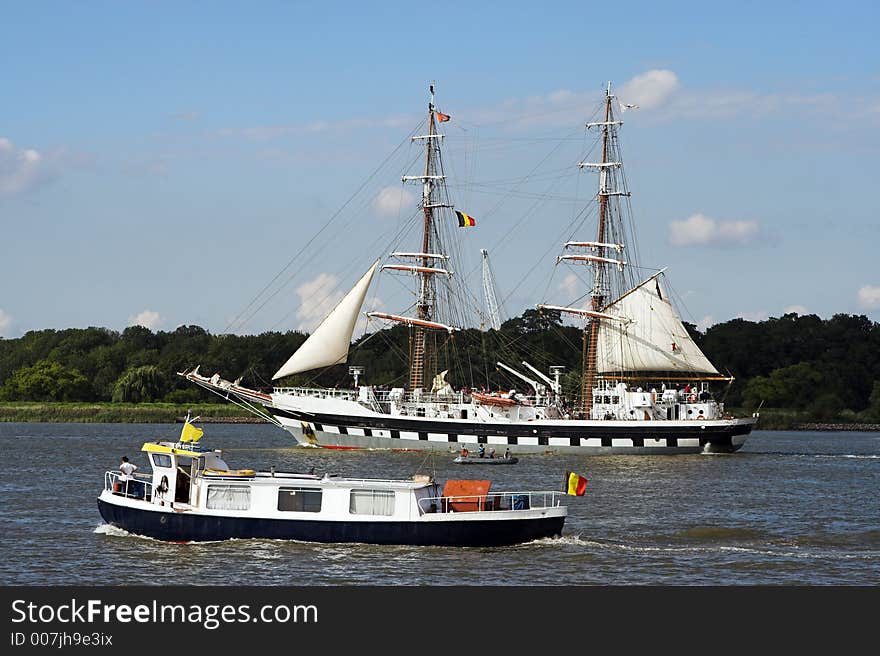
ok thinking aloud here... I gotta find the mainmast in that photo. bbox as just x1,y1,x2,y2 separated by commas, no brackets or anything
403,84,443,390
578,83,615,415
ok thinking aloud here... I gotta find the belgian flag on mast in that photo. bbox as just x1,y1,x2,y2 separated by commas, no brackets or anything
455,210,476,227
563,471,588,496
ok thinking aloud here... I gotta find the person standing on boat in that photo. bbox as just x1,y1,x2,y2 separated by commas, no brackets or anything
479,444,485,458
119,456,138,497
504,447,511,459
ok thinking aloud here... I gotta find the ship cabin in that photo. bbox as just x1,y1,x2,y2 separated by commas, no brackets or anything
590,381,723,422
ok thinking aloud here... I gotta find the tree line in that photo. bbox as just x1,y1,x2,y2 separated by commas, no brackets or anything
1,311,879,422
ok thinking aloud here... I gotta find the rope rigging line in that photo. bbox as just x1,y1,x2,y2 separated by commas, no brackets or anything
223,121,425,336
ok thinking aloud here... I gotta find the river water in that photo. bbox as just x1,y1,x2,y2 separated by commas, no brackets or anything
0,423,876,585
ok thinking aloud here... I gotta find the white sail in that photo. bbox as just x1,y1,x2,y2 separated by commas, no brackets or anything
596,272,720,375
272,261,379,380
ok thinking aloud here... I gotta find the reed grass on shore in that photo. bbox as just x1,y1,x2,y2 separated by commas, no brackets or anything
0,402,259,423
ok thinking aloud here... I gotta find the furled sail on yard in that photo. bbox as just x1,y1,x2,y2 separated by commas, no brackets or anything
596,272,720,375
272,261,379,379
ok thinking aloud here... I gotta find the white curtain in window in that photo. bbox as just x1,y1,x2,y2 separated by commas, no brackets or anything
206,485,251,511
349,490,395,516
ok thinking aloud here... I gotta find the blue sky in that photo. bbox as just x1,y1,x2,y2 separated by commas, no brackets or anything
2,0,879,339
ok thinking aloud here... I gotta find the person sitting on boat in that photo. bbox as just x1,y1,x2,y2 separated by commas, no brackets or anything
504,448,511,459
488,447,496,459
460,447,469,459
478,444,485,458
119,456,138,496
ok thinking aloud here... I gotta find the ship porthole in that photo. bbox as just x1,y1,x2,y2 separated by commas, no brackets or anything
160,516,167,524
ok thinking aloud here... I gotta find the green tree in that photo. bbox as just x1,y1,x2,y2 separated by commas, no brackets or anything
112,366,167,403
859,381,880,421
811,393,845,421
0,359,90,401
742,362,823,409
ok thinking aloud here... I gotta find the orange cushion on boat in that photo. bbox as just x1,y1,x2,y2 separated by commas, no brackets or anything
442,479,491,512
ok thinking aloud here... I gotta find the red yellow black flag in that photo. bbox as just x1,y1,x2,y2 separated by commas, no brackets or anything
563,471,588,496
455,211,476,227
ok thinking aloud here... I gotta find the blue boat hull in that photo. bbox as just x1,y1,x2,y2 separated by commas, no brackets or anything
97,498,565,547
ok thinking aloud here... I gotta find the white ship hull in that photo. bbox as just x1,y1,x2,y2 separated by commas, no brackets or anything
268,392,754,455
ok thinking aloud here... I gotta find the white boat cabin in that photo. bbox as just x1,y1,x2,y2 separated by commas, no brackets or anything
103,442,563,522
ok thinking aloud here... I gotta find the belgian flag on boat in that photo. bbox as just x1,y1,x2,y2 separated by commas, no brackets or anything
564,471,588,496
456,210,476,227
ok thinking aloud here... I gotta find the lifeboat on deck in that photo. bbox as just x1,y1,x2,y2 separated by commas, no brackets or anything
471,391,520,407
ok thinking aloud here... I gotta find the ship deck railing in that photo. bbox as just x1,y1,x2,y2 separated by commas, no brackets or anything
417,490,565,514
104,470,154,501
271,385,548,407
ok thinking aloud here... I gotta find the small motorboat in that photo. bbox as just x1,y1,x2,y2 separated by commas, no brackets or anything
454,455,519,465
96,422,566,547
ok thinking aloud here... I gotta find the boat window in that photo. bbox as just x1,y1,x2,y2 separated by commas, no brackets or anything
206,485,251,511
349,489,395,516
151,453,172,468
277,487,322,513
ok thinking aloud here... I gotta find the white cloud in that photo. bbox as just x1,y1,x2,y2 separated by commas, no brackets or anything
373,186,415,218
696,315,714,332
783,305,809,315
0,137,47,198
617,70,681,110
128,310,163,331
736,310,769,322
666,89,839,121
857,285,880,310
0,309,12,337
669,213,760,247
559,274,579,297
295,272,343,332
218,114,415,142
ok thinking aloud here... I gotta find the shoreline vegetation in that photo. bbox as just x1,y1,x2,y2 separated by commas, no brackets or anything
0,402,257,424
2,315,880,428
1,402,878,431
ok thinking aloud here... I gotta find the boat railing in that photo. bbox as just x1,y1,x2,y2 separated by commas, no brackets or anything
272,386,360,401
270,385,551,408
417,490,565,514
104,470,153,501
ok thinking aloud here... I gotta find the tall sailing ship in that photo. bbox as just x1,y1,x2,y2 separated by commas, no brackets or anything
184,83,757,454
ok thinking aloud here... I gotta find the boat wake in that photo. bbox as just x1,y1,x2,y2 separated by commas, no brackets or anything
752,451,879,459
94,523,137,538
526,534,880,560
